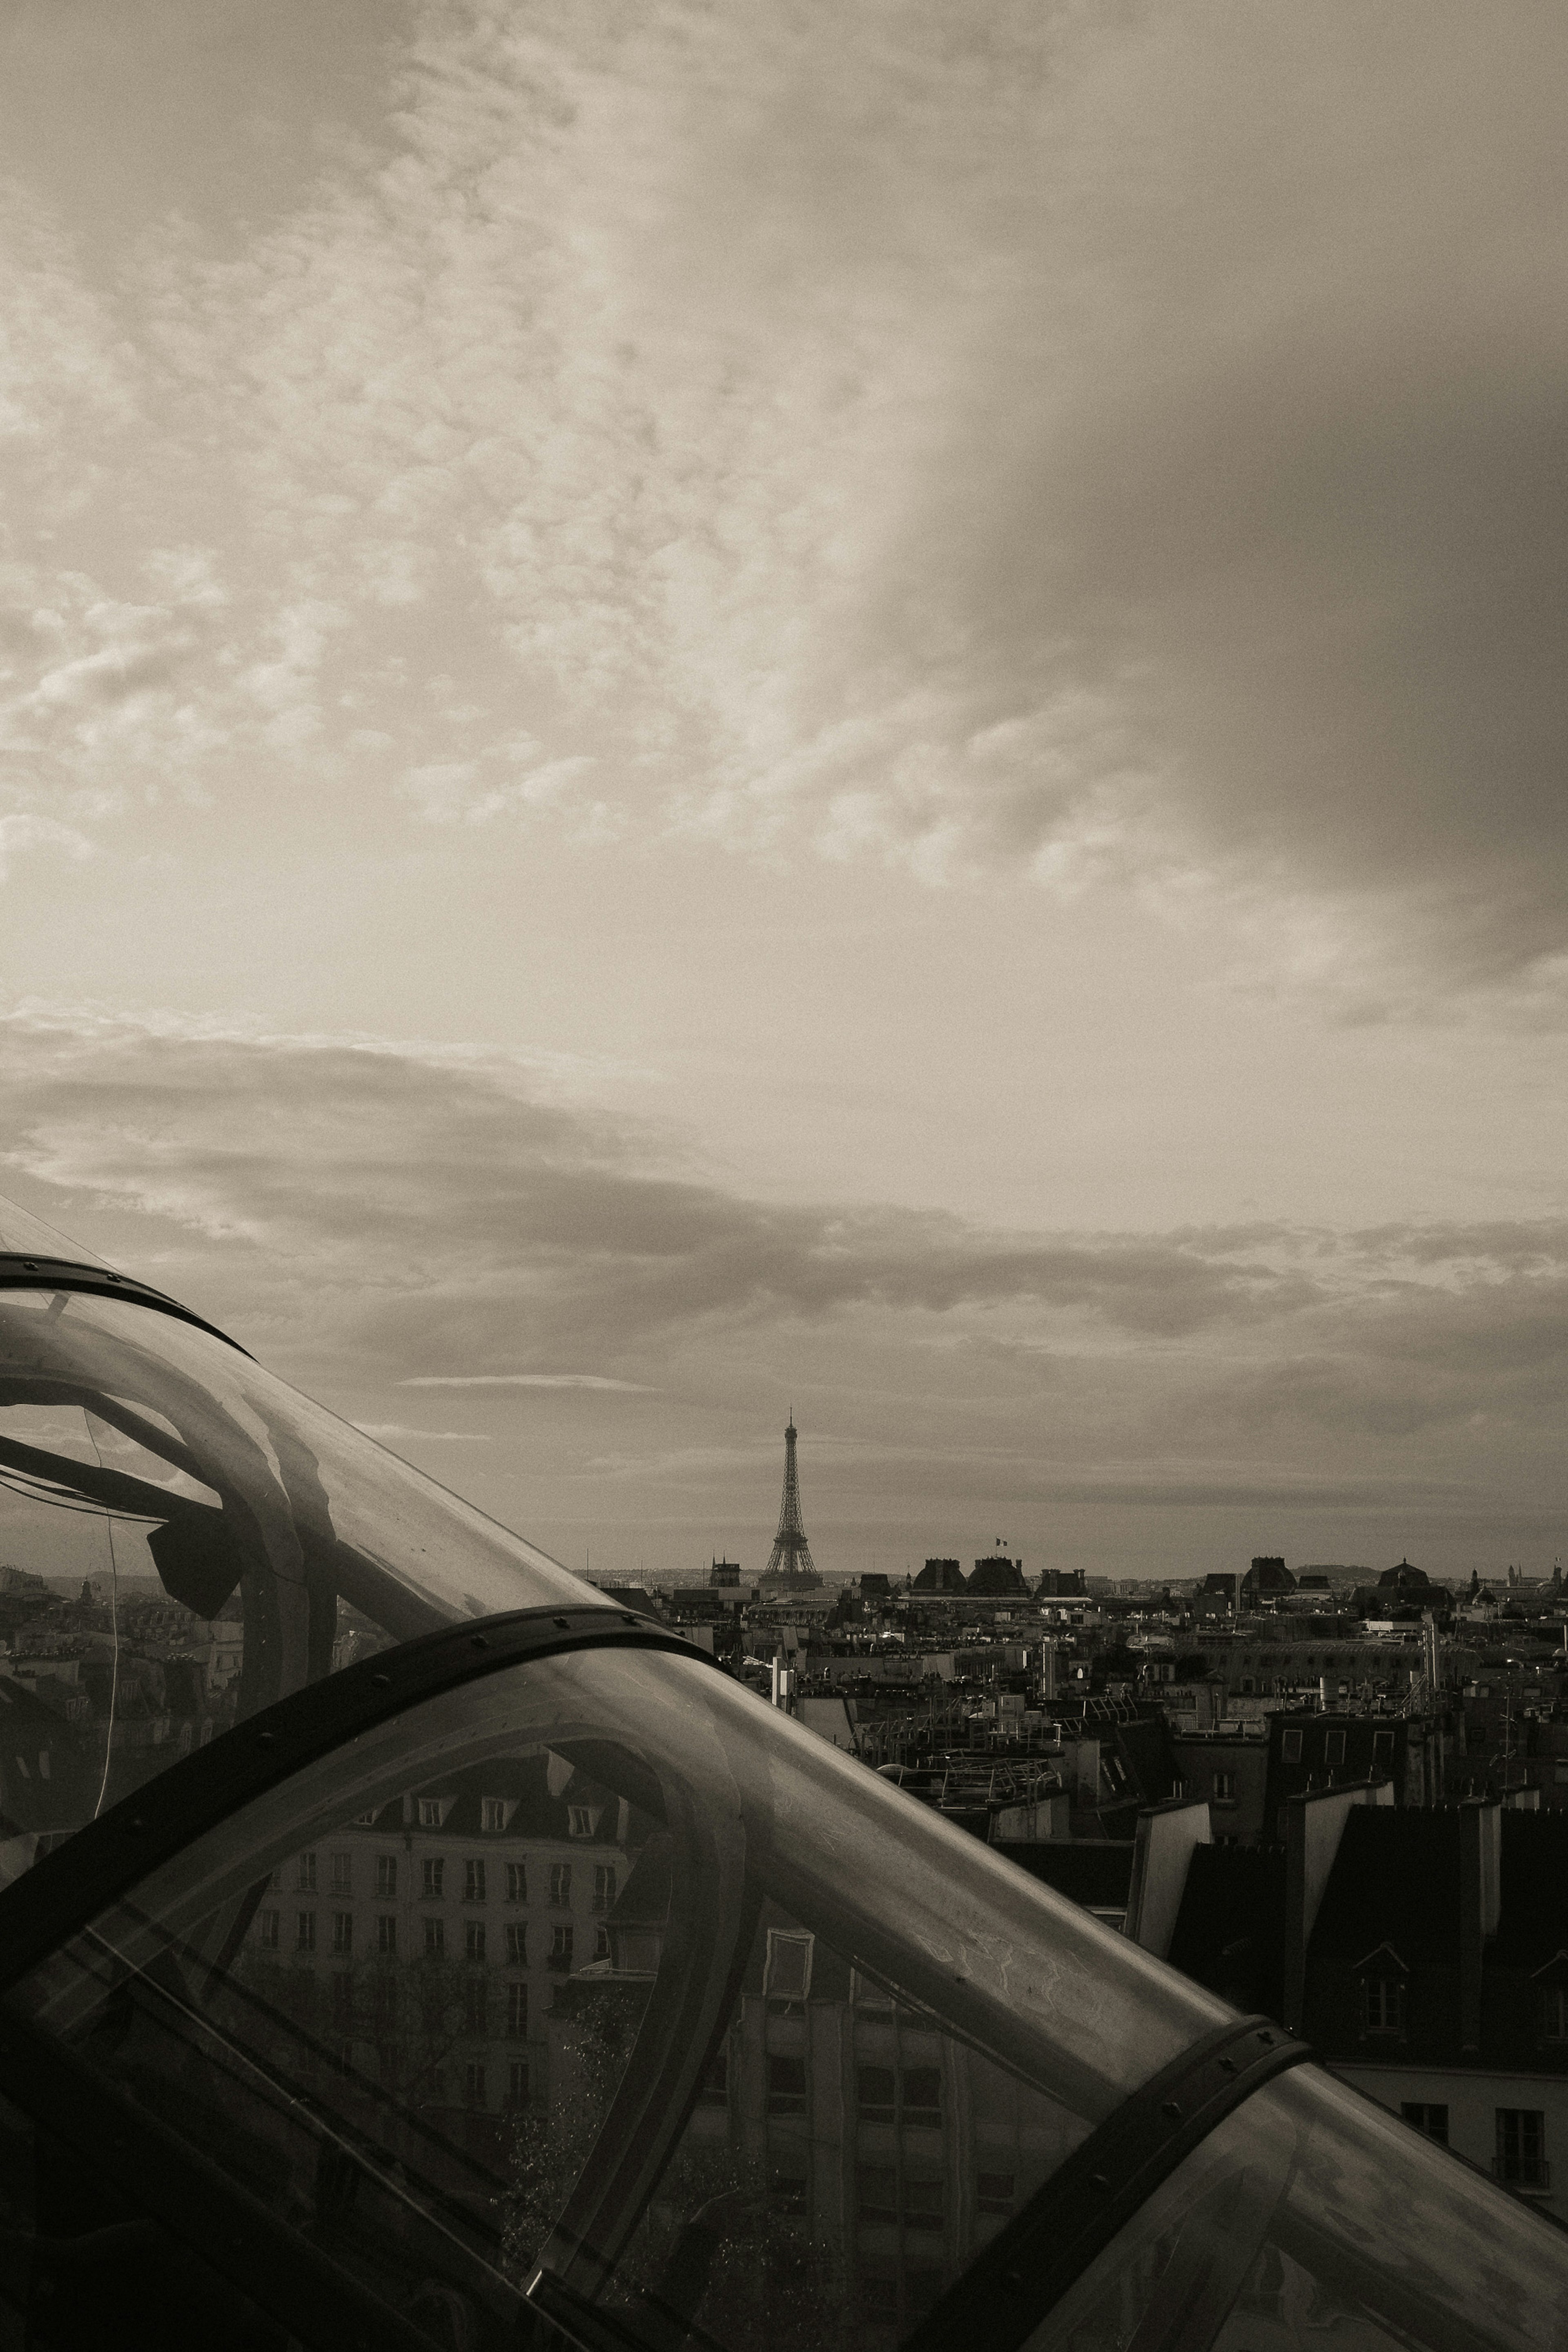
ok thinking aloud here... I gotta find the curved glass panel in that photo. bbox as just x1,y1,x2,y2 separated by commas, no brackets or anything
0,1200,111,1263
0,1283,591,1868
1028,2061,1568,2352
1,1644,1238,2349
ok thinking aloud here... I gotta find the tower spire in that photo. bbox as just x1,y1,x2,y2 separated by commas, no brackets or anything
763,1416,820,1587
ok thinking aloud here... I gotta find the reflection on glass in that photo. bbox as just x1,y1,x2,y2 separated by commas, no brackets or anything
0,1281,589,1875
1,1648,1125,2350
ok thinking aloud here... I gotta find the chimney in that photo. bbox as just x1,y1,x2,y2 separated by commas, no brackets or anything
1459,1796,1502,2051
1283,1782,1381,2033
1125,1798,1213,1960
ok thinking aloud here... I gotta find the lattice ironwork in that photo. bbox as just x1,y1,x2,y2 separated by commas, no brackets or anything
763,1416,819,1585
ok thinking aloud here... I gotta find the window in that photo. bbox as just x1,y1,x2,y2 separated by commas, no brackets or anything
465,2062,487,2107
481,1798,508,1832
1557,1763,1568,1786
857,2065,895,2121
977,2171,1015,2214
902,2067,942,2125
1402,2103,1449,2145
377,1916,397,1956
1362,1976,1405,2036
548,1924,574,1973
463,1980,488,2036
375,1857,397,1900
508,2060,529,2107
464,1860,487,1904
330,1853,352,1895
418,1798,442,1829
506,1923,527,1966
332,1974,354,2024
1496,2109,1548,2188
297,1853,317,1893
332,1912,353,1955
568,1805,598,1838
594,1924,610,1960
506,1862,527,1904
699,2051,728,2104
1212,1772,1234,1803
1541,1986,1568,2043
422,1858,444,1900
296,1911,316,1953
354,1810,379,1826
767,2055,807,2117
1373,1731,1394,1768
856,2167,897,2224
593,1864,617,1913
256,1910,281,1950
1281,1730,1303,1764
860,2278,900,2324
506,1982,528,2038
1324,1731,1346,1766
465,1921,486,1964
763,1929,814,2005
903,2178,945,2234
549,1864,572,1907
425,1918,445,1960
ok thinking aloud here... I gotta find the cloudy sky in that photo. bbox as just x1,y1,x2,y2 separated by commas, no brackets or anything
1,0,1564,1583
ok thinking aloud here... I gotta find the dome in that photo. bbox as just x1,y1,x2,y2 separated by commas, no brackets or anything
0,1216,1564,2346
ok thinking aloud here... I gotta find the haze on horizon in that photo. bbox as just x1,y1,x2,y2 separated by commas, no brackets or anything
0,0,1564,1587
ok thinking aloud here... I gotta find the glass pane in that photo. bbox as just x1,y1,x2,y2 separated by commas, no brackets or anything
0,1283,592,1873
1,1642,1230,2350
1026,2064,1568,2352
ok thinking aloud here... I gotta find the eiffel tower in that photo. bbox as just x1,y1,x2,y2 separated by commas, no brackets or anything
762,1412,821,1588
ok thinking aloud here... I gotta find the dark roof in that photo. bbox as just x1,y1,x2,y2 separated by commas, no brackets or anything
993,1840,1134,1909
1309,1806,1462,1965
969,1558,1026,1596
1167,1842,1287,2017
1492,1812,1568,1962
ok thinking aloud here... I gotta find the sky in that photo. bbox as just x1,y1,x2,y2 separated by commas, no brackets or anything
0,0,1564,1584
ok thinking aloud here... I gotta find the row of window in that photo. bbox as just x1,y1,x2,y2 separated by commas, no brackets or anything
1279,1728,1396,1767
761,2058,944,2125
1363,1977,1568,2043
277,1855,617,1907
351,1799,606,1838
1403,2103,1552,2188
254,1911,603,1968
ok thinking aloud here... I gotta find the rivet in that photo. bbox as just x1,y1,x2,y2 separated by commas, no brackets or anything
22,1262,36,1272
371,1674,391,1689
1161,2101,1182,2120
1001,2270,1024,2295
1218,2057,1238,2074
470,1635,488,1650
1088,2172,1108,2189
256,1732,274,1747
128,1817,145,1833
1256,2029,1274,2045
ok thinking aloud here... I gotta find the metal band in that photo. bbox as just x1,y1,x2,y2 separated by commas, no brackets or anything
0,1251,252,1356
903,2012,1313,2352
0,1603,709,1989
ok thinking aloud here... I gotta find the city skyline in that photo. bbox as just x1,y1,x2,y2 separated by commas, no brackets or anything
0,4,1563,1583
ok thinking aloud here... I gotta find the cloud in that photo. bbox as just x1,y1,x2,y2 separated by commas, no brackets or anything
0,1005,1563,1574
5,6,1563,998
353,1423,492,1443
401,1373,649,1390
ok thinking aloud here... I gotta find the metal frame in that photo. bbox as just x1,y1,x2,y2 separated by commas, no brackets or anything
903,2013,1312,2352
0,1251,252,1357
